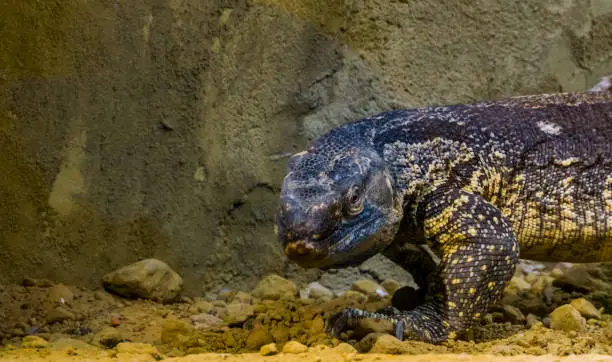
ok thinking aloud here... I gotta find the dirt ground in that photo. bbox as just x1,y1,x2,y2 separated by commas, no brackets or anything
0,261,610,362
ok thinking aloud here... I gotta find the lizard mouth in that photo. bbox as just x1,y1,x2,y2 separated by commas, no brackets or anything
284,215,397,269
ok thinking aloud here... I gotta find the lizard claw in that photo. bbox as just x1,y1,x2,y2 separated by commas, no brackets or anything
394,319,407,341
326,308,355,338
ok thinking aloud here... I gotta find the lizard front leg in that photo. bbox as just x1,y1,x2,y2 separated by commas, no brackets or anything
328,188,519,343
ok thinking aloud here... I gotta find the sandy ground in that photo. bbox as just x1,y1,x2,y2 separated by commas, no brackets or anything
0,262,610,361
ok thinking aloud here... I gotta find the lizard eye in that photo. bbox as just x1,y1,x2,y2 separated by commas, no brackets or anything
346,185,364,217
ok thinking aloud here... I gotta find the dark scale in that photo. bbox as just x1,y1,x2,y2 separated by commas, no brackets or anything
276,90,612,343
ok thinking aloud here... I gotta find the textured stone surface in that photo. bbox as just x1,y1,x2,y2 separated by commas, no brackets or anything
0,0,611,296
102,259,183,303
251,275,297,300
550,304,586,332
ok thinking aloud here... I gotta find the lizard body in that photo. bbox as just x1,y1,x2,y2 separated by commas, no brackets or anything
275,90,612,343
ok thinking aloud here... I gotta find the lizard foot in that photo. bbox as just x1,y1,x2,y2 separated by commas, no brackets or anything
326,307,406,339
326,304,452,343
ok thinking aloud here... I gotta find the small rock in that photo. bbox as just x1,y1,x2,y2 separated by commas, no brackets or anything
47,284,74,306
356,333,408,354
190,313,224,331
230,291,253,304
260,342,278,356
570,298,602,320
282,340,308,354
340,290,368,304
188,300,214,314
93,327,122,348
502,305,525,325
115,342,161,358
93,291,116,304
46,306,76,323
102,259,183,303
351,279,388,299
247,327,273,350
21,335,48,348
381,279,405,295
224,303,254,325
252,275,297,300
550,304,586,332
271,324,290,342
553,265,607,293
303,282,333,300
526,314,540,329
333,342,357,353
551,268,564,278
531,276,554,295
507,276,531,293
161,318,196,347
49,338,97,350
110,314,121,327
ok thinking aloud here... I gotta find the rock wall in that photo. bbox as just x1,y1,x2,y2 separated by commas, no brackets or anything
1,0,611,295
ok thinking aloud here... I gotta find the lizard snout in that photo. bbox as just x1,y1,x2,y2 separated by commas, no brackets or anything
277,196,341,246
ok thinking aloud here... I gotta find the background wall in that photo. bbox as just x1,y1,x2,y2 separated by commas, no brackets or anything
1,0,611,295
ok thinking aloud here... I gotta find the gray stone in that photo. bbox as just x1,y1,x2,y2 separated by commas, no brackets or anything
102,259,183,303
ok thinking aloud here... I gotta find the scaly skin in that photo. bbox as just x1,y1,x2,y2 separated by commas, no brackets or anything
275,88,612,343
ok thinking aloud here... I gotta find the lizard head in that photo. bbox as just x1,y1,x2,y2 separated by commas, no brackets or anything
275,145,402,269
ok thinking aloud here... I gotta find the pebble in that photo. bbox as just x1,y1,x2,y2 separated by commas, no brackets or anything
340,290,368,304
92,327,123,348
333,342,358,353
49,338,97,350
223,303,254,325
356,333,407,354
190,313,224,331
502,305,525,325
188,300,214,314
230,291,253,304
252,274,297,300
161,318,196,346
549,304,586,332
260,342,278,356
552,265,606,293
47,284,74,306
110,314,121,327
247,327,273,350
507,276,531,293
351,279,388,299
21,335,48,348
570,298,602,320
282,340,308,354
93,290,116,304
525,313,540,329
381,279,405,295
102,259,183,303
46,306,76,323
115,342,161,358
302,282,333,300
